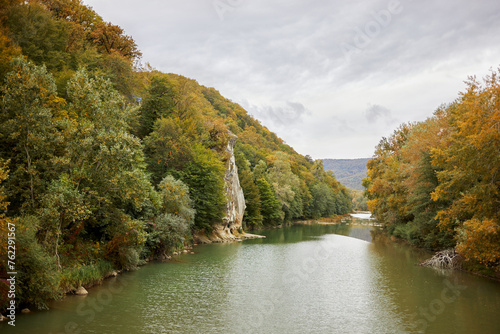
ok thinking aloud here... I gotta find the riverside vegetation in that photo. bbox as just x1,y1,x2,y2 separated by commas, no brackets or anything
363,69,500,277
0,0,352,311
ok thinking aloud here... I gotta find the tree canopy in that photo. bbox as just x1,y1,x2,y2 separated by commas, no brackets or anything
364,69,500,274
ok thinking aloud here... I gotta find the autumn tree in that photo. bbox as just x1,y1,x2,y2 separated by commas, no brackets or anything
89,21,141,60
431,70,500,268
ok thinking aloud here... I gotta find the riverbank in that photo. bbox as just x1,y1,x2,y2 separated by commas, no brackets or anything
192,225,265,244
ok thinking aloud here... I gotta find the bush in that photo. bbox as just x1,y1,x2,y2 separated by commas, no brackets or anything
15,216,62,309
104,217,147,270
146,213,191,256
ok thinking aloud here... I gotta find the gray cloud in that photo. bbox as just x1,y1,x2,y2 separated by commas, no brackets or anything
365,104,398,125
243,101,311,128
366,104,390,123
84,0,500,158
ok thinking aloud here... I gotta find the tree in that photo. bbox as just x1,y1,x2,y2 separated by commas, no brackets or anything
5,2,70,71
257,178,281,226
0,27,21,79
267,152,301,221
158,175,195,224
38,174,91,268
431,70,500,267
144,175,194,257
310,182,337,219
179,144,226,230
0,58,63,212
89,21,141,60
364,123,413,233
144,116,194,184
60,68,154,262
14,215,62,310
139,75,177,137
0,160,14,275
239,168,263,229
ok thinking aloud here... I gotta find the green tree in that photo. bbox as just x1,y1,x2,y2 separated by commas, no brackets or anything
179,144,226,230
239,168,263,229
0,58,63,212
144,116,194,184
257,178,281,226
310,182,337,219
139,75,177,137
267,152,301,221
38,174,91,268
158,175,195,223
61,69,154,266
5,2,70,71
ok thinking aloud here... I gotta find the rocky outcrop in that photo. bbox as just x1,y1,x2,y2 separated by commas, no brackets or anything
223,133,246,232
193,133,265,243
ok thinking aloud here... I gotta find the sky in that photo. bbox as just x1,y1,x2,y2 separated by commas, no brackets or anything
83,0,500,159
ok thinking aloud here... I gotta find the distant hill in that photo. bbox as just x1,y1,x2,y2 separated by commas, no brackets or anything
322,158,370,190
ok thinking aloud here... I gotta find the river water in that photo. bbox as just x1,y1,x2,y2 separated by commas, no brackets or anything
3,216,500,333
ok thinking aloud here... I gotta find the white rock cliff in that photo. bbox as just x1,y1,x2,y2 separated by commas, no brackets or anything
193,132,264,243
194,132,246,242
222,132,246,231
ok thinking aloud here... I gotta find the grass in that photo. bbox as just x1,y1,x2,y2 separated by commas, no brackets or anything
60,260,114,291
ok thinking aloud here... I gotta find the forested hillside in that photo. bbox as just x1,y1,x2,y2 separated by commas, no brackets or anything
323,158,369,190
363,71,500,275
0,0,351,310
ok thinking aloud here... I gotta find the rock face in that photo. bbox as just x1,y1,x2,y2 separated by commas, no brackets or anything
194,133,247,243
223,133,246,232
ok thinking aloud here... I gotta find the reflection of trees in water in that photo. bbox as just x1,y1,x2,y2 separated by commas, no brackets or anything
256,223,354,244
366,230,500,333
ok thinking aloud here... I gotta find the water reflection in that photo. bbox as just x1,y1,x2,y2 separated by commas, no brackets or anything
368,231,500,333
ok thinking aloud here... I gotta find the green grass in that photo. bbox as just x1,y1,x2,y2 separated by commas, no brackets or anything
60,260,114,291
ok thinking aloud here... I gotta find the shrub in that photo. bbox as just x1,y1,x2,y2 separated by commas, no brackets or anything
15,216,62,309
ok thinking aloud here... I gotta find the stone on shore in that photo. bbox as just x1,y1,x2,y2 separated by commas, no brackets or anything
75,286,89,295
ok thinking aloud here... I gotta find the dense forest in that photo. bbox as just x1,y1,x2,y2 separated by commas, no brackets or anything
0,0,352,310
363,71,500,275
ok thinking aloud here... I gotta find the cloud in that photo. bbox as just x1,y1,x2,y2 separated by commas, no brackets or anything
365,104,398,125
243,101,311,128
83,0,500,158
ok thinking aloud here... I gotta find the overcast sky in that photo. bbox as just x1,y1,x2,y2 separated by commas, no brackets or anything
84,0,500,159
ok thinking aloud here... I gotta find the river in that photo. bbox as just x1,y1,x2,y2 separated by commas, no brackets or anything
3,216,500,333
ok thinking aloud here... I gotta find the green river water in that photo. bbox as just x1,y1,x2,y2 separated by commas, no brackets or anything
2,217,500,333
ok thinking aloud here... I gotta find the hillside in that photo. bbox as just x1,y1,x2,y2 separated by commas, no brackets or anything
0,0,352,310
322,158,369,190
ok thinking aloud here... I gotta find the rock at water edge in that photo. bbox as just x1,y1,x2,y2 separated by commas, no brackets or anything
75,286,89,295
